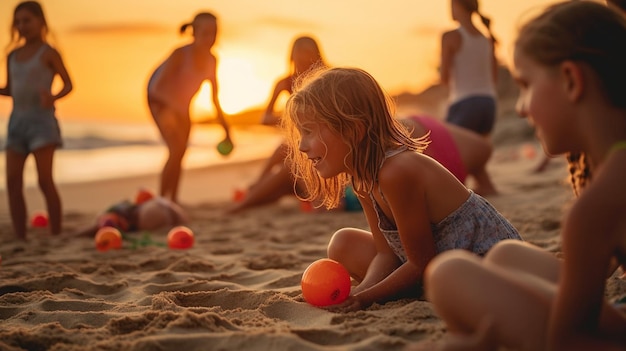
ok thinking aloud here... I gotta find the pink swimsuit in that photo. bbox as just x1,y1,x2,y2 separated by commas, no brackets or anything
409,115,467,183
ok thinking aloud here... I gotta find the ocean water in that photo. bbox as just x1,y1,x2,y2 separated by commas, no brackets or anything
0,119,283,191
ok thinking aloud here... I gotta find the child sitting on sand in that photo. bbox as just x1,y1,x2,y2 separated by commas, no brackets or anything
75,189,188,237
421,2,626,350
281,67,521,311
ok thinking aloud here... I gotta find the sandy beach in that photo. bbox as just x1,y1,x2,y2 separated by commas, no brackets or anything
1,114,625,350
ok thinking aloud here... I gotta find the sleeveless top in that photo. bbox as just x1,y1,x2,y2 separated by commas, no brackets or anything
449,26,496,104
370,148,521,263
9,44,55,113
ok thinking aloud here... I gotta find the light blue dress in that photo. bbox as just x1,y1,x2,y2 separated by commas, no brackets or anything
6,44,62,154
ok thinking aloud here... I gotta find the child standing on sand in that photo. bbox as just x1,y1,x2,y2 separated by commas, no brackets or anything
440,0,498,137
147,11,231,204
422,2,626,350
0,1,73,239
282,67,521,311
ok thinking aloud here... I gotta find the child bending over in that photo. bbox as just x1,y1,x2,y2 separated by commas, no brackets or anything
282,67,521,311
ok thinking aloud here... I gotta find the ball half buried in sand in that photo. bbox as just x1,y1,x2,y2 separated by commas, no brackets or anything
95,226,123,252
301,258,351,307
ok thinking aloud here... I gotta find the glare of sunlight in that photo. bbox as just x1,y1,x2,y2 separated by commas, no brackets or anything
217,56,270,115
190,82,216,121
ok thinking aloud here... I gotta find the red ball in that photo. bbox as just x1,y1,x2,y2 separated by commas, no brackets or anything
301,258,351,307
95,226,123,252
135,188,154,205
167,226,194,249
30,212,48,228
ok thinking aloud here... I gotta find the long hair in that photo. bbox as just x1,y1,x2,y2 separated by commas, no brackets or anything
282,67,428,209
6,1,49,53
516,1,626,194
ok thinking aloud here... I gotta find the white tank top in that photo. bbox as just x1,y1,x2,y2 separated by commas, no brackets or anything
448,26,496,104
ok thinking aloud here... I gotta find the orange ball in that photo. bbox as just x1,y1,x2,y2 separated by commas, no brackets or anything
167,226,194,249
135,188,154,205
301,258,351,307
30,212,48,228
95,226,123,252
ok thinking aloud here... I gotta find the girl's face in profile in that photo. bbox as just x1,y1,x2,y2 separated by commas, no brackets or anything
513,49,574,156
14,9,43,42
297,113,351,179
193,19,217,48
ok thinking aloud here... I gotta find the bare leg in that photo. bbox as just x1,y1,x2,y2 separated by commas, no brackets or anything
424,249,552,351
226,164,296,214
484,240,561,282
469,167,498,197
327,228,377,282
33,144,62,235
6,149,28,240
448,124,498,196
153,107,190,204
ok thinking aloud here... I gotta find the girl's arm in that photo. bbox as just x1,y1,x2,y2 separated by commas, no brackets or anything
350,164,437,308
440,30,460,86
0,53,13,96
46,47,73,103
261,77,290,126
490,41,498,85
549,170,626,350
351,194,403,297
207,56,231,140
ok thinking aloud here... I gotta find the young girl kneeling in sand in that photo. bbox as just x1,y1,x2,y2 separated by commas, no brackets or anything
282,67,521,311
422,2,626,350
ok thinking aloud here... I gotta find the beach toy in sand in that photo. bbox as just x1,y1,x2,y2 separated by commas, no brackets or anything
217,138,234,156
300,201,314,213
95,226,123,252
134,187,155,205
167,226,195,249
343,186,362,212
521,143,537,159
30,211,49,228
233,188,246,202
301,258,351,307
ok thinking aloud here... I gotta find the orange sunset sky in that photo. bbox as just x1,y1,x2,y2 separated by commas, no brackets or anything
0,0,562,124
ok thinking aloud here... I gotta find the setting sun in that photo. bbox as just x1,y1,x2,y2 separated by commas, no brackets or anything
190,55,272,118
217,55,270,115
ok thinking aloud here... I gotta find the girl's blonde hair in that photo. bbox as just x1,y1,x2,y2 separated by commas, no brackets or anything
282,67,428,209
515,1,626,195
6,1,50,53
